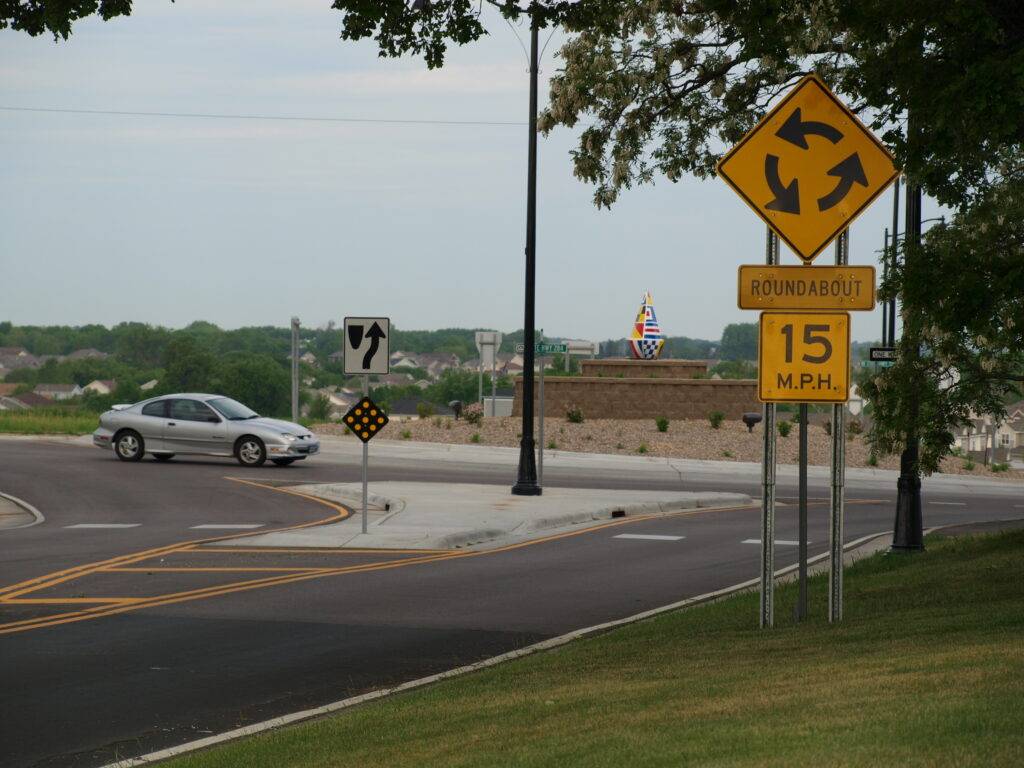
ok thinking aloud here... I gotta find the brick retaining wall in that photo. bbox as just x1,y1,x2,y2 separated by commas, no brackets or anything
513,376,759,420
578,359,708,379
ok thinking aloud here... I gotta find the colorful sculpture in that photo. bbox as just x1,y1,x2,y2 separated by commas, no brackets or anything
629,291,665,360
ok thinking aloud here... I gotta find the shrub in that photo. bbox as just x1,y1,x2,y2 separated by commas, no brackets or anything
464,402,483,425
708,411,725,429
777,420,792,438
867,453,878,467
823,421,833,437
637,443,649,454
566,404,584,424
616,442,624,450
991,462,1010,473
445,419,451,430
307,394,331,422
547,439,557,450
401,429,411,440
470,432,481,444
416,402,435,419
848,418,863,435
655,417,669,433
963,459,976,471
722,450,734,458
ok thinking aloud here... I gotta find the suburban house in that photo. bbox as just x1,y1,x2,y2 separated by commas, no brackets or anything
311,387,357,419
952,403,1024,459
0,384,18,397
64,348,110,361
33,383,83,401
0,352,41,371
0,346,29,358
327,351,345,365
2,392,57,409
84,379,118,395
377,373,415,387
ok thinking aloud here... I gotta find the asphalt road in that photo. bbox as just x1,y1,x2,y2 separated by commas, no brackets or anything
1,437,1021,767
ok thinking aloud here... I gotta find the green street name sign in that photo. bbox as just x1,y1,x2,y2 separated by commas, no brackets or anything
515,342,568,354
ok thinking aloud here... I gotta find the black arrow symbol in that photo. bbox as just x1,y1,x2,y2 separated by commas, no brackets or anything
764,155,800,214
776,108,843,149
817,153,868,211
362,322,386,369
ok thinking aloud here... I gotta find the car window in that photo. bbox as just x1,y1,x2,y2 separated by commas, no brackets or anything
141,400,167,418
168,399,218,423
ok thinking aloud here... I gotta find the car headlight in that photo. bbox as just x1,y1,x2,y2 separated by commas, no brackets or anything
280,433,297,442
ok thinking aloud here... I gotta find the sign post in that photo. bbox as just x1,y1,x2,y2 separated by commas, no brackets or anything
343,317,391,535
717,73,897,627
516,338,566,487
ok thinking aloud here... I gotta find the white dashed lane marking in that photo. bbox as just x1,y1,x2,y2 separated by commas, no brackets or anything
742,539,804,546
613,534,685,541
64,523,141,529
190,524,265,530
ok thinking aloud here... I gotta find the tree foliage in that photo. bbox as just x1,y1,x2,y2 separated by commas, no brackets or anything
718,323,757,361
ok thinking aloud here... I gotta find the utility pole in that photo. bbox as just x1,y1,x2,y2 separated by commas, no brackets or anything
512,9,541,496
290,316,300,423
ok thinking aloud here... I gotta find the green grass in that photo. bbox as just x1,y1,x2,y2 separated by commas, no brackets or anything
0,409,97,435
169,531,1024,768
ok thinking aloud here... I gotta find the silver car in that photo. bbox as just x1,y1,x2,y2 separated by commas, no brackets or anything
92,394,320,467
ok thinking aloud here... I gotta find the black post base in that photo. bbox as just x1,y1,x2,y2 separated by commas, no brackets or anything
892,449,924,551
511,438,542,496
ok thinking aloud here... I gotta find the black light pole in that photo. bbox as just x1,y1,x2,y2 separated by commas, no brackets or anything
512,9,541,496
892,171,924,550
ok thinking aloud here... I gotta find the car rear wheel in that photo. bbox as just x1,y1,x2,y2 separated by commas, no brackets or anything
271,458,296,467
235,437,266,467
153,453,175,461
114,430,144,462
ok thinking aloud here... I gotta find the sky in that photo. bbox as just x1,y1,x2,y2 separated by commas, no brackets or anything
0,0,946,343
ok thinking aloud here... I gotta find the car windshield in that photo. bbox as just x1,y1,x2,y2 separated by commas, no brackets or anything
208,397,258,420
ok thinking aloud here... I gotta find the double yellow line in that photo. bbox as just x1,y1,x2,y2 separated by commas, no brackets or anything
0,479,761,636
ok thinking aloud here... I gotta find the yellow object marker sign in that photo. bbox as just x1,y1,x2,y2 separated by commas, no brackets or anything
759,312,850,403
738,265,875,310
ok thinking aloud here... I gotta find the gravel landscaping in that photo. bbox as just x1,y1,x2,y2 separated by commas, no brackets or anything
314,415,1023,480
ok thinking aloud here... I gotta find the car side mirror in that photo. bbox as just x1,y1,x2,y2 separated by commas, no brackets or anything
207,415,221,423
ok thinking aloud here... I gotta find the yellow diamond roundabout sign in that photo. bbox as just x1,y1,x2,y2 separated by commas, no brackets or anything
717,74,898,263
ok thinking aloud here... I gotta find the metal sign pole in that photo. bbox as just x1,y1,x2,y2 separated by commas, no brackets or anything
797,402,809,621
290,317,300,423
761,227,779,629
829,230,849,622
491,349,497,417
362,373,369,535
478,355,483,409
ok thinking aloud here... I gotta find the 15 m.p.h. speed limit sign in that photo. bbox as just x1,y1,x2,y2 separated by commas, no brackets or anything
758,312,849,402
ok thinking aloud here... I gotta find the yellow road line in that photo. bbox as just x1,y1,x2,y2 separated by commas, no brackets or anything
5,597,146,605
102,566,338,573
0,500,757,636
0,477,349,601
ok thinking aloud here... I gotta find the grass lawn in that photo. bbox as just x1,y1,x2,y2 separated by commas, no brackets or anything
169,531,1024,768
0,409,97,435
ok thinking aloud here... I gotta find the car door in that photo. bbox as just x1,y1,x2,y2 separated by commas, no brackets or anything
165,399,229,454
136,399,169,451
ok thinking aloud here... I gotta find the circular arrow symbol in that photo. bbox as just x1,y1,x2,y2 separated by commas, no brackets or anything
763,109,868,214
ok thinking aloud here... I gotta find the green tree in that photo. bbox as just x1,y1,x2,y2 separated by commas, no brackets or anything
425,368,480,405
161,337,218,394
215,353,291,417
718,324,757,362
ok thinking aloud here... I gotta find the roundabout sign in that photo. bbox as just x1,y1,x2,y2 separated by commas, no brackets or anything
716,74,898,263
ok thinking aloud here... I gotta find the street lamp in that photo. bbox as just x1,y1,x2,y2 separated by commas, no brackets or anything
512,5,542,495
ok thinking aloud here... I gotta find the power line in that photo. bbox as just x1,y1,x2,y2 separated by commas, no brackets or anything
0,105,525,128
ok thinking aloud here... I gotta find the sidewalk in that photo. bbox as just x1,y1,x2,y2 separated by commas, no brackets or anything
223,482,752,551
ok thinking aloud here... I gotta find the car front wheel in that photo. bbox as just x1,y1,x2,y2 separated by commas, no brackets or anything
114,430,144,462
235,437,266,467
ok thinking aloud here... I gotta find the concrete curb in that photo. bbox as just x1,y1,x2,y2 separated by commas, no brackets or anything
99,529,888,768
0,492,44,531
